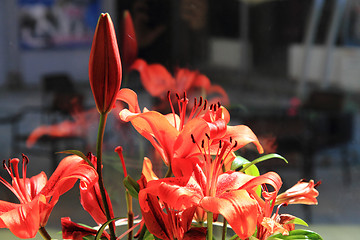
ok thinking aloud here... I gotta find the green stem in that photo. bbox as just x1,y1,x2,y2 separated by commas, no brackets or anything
222,218,227,240
207,212,213,240
126,190,134,240
38,227,51,240
96,113,116,240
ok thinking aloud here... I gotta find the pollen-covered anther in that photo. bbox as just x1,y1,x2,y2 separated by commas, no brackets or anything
191,134,196,143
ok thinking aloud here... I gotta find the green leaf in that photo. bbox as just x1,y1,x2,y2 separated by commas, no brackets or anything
123,175,140,199
241,154,288,172
268,229,323,240
231,155,250,171
58,150,95,168
95,217,123,240
82,235,96,240
287,217,309,227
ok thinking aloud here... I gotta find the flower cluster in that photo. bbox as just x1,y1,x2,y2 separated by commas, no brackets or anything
0,13,322,240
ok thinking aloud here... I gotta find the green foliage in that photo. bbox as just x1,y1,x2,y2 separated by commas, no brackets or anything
123,175,140,198
95,217,124,240
268,229,323,240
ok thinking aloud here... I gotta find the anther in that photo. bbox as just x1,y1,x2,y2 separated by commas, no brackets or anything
233,140,238,148
205,133,210,140
191,134,196,143
22,154,29,165
175,93,180,100
201,140,205,148
198,97,203,107
203,100,207,110
314,181,322,188
167,91,171,99
230,136,232,143
219,140,222,148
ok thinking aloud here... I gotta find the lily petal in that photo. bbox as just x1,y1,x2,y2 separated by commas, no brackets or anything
0,195,45,239
200,190,258,239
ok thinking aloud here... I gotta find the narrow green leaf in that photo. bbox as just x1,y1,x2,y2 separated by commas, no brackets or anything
123,175,140,198
58,150,95,168
95,217,123,240
241,154,288,172
268,229,323,240
82,235,96,240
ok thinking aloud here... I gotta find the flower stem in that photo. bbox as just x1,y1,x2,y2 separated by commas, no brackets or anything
222,218,227,240
38,227,51,240
207,211,213,240
96,113,116,240
126,190,134,240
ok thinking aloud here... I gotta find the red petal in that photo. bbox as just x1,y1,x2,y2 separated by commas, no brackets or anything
225,125,264,154
119,110,178,165
138,190,171,240
117,88,141,113
27,172,47,199
130,59,175,98
174,117,209,159
200,190,258,239
146,176,204,211
216,171,255,195
61,217,110,240
0,195,44,239
39,155,98,225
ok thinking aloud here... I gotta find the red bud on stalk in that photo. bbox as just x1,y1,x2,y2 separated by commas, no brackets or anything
89,13,122,114
121,10,138,72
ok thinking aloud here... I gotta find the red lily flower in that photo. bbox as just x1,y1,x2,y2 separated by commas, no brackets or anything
130,59,229,107
120,10,138,72
61,217,110,240
89,13,122,114
0,154,97,239
138,158,206,240
138,130,280,239
80,153,115,225
119,92,262,167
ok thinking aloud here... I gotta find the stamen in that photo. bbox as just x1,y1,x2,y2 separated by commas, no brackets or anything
233,140,238,149
230,136,232,143
115,146,128,178
21,154,29,192
217,102,221,109
175,93,180,100
219,140,222,149
168,91,177,130
314,181,322,188
201,140,205,149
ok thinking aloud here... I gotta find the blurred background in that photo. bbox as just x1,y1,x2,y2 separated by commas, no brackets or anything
0,0,359,239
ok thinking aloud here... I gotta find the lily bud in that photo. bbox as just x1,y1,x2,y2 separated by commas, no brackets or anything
121,10,138,72
275,179,320,205
89,13,122,114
